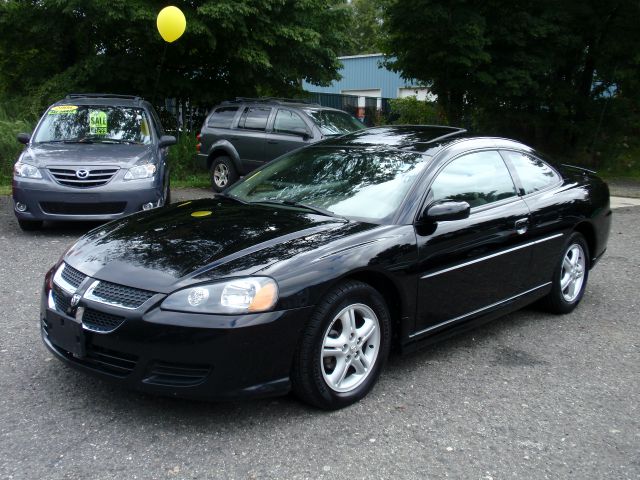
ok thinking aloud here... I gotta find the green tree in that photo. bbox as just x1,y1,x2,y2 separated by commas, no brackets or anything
342,0,389,55
0,0,352,115
382,0,640,158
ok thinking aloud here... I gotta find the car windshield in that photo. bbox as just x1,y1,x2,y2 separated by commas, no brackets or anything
228,147,428,221
33,105,152,144
304,109,365,136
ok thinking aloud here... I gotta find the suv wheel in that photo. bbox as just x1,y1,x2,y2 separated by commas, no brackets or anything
210,156,238,192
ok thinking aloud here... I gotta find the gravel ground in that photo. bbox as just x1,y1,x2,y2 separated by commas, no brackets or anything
0,190,638,480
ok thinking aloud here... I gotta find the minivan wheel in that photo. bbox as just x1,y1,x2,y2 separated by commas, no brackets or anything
18,219,43,231
162,177,171,206
291,280,391,410
209,156,238,192
540,232,590,314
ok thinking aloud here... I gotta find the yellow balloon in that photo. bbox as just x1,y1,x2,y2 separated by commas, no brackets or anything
157,6,186,43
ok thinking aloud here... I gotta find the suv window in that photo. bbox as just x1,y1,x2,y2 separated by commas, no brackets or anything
148,106,164,137
502,150,561,194
274,109,308,135
208,106,239,128
430,150,517,208
238,107,271,131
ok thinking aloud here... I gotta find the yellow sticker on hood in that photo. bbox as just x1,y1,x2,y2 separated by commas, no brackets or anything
191,210,212,218
48,105,78,114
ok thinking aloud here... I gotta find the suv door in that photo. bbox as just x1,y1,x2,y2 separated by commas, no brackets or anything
265,108,314,159
413,150,532,337
232,106,271,170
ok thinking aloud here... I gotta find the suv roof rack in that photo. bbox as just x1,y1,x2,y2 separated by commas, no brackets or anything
226,97,320,106
65,93,143,101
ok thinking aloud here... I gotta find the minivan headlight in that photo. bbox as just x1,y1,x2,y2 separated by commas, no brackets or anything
161,277,279,314
124,164,156,180
14,161,42,179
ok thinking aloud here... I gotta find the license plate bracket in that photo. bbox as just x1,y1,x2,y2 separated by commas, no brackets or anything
47,311,86,358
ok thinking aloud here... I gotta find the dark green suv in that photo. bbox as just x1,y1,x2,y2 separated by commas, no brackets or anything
195,98,365,192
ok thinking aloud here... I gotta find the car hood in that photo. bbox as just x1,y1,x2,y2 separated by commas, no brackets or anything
64,197,375,293
21,143,154,167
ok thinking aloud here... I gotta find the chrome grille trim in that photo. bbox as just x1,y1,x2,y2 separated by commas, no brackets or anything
84,280,156,310
49,167,119,188
53,263,78,295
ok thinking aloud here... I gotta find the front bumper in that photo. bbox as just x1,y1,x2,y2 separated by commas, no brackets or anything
40,280,311,400
13,175,161,222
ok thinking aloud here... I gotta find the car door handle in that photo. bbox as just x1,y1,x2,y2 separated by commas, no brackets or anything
515,218,529,235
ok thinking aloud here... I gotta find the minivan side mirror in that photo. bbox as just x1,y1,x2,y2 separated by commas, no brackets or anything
17,133,31,145
158,135,177,148
422,200,471,222
290,127,310,140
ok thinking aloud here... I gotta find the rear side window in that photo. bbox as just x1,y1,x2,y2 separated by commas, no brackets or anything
430,150,517,208
238,107,271,131
207,107,238,128
273,109,308,135
502,151,561,194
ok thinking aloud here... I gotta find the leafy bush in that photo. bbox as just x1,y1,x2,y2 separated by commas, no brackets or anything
386,97,443,125
168,132,202,181
0,106,32,183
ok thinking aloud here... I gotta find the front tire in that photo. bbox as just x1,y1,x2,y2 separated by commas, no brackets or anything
540,232,589,314
209,156,238,192
291,281,391,410
18,219,43,231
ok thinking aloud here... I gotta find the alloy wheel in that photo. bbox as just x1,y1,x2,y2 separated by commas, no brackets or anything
560,243,586,302
213,163,229,188
320,303,381,393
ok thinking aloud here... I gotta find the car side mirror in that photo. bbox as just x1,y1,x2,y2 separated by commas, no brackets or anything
422,200,471,222
290,127,310,140
158,135,177,148
17,133,31,145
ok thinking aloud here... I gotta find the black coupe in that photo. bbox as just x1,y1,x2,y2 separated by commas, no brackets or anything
41,126,611,409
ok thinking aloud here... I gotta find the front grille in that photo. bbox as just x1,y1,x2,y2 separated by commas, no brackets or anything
52,284,72,313
48,167,119,188
90,281,155,309
143,361,211,387
82,308,125,333
40,201,126,215
61,263,86,289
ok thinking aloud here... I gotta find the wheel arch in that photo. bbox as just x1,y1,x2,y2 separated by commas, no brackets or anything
338,270,405,351
206,143,241,172
573,221,596,267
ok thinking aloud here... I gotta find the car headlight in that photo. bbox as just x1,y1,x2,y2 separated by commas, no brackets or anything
124,164,156,180
14,161,42,179
161,277,279,314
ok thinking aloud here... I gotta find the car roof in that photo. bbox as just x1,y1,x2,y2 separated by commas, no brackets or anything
319,126,533,155
53,94,147,108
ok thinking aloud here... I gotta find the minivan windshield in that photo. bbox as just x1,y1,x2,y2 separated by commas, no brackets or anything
304,109,365,136
33,105,152,144
228,147,428,221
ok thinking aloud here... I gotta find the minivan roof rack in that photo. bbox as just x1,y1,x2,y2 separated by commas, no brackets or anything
65,93,143,101
227,97,320,106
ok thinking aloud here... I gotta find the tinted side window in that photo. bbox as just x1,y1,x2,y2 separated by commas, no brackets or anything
238,107,271,131
207,107,238,128
502,151,561,194
431,151,517,208
274,109,308,134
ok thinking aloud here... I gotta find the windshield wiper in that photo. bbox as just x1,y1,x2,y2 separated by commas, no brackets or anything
97,138,138,144
250,199,344,219
63,139,94,144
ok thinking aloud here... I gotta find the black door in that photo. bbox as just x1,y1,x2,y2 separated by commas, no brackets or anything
233,107,271,170
265,109,313,159
413,150,533,337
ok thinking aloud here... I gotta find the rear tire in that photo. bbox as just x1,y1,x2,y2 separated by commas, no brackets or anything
18,219,43,231
539,232,589,314
209,156,238,192
291,280,391,410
